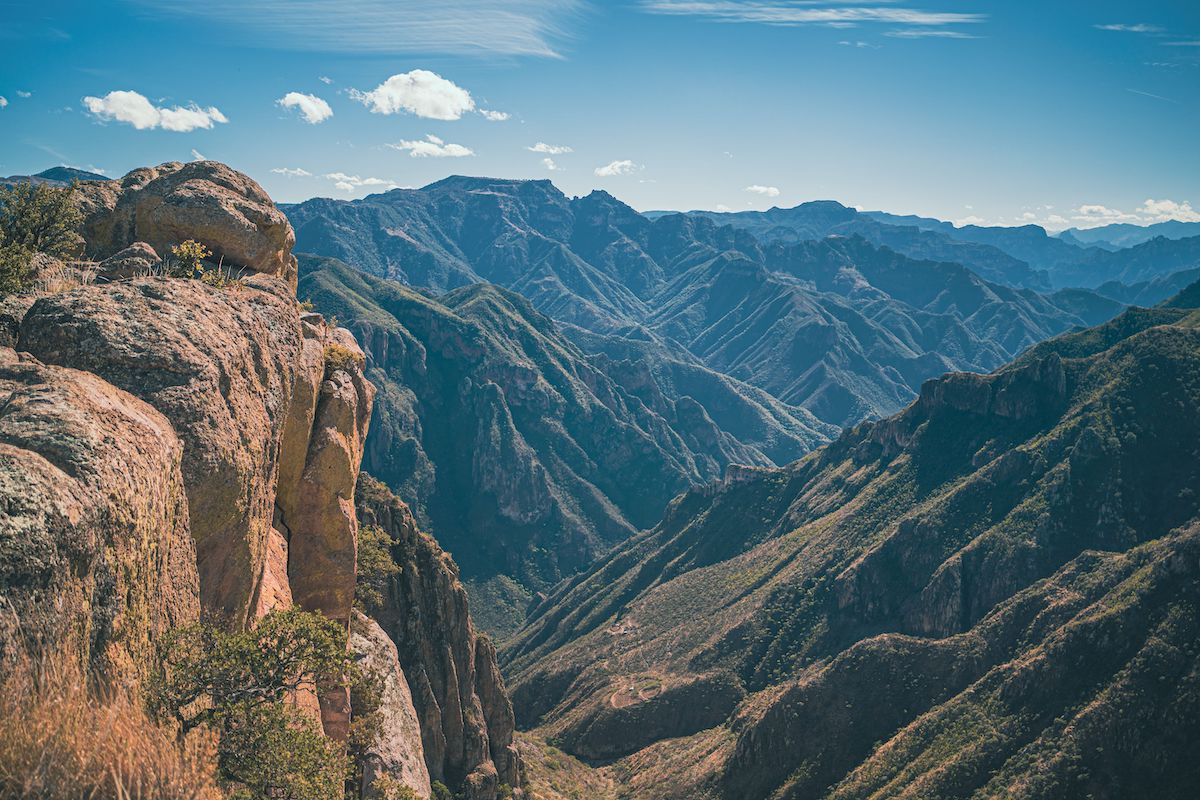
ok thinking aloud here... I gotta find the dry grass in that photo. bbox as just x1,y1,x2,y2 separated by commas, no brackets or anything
0,654,225,800
33,258,97,294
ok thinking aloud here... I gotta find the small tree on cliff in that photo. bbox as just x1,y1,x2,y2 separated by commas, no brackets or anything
0,181,83,295
148,609,355,800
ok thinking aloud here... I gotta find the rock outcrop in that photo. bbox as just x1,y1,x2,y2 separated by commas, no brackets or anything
356,475,522,799
350,611,433,799
0,347,198,679
18,276,306,627
75,161,298,287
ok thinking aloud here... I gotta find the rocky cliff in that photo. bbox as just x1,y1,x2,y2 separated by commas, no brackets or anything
0,161,521,799
356,475,522,798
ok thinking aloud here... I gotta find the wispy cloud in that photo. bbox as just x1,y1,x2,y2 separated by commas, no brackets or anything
82,90,228,132
128,0,584,58
190,148,206,161
387,134,475,158
595,159,640,177
1126,88,1179,104
480,109,510,121
272,167,313,177
16,90,31,98
0,97,6,109
541,157,562,171
319,76,334,84
277,91,333,123
639,2,985,31
838,39,879,48
323,172,398,192
528,142,573,154
745,184,780,197
885,28,977,39
1165,40,1200,47
1095,23,1165,34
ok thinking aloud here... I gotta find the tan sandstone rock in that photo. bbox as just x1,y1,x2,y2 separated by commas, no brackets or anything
75,161,298,287
287,328,375,740
0,347,198,678
17,275,303,627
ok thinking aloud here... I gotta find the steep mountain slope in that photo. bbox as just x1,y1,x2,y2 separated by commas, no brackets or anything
1050,234,1200,288
647,237,1090,425
502,294,1200,798
298,255,832,631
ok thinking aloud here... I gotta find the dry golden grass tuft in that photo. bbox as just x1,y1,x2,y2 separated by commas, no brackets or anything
0,653,224,800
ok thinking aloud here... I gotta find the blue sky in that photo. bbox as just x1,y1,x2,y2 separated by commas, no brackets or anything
1,0,1198,229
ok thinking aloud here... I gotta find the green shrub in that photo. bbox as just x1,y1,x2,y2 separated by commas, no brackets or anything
148,609,356,799
0,182,83,295
356,524,400,615
324,342,365,376
430,781,453,800
0,241,33,296
0,182,83,259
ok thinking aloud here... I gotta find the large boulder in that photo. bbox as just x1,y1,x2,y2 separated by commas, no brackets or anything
17,275,304,627
0,347,198,679
75,161,298,287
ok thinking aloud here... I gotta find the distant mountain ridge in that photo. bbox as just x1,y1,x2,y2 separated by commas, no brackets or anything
1,166,108,186
286,177,1102,429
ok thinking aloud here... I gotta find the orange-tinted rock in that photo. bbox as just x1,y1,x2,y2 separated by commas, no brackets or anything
0,347,198,678
76,161,298,287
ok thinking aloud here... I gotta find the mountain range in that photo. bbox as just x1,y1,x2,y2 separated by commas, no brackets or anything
283,177,1175,626
502,287,1200,798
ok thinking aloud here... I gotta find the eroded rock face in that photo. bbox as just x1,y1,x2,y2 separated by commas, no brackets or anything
76,161,298,287
351,611,433,799
0,347,199,678
356,476,522,799
17,276,303,627
287,329,375,740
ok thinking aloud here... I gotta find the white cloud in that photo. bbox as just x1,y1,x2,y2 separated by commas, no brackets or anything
1095,23,1164,33
541,157,561,171
277,91,333,124
387,134,474,158
745,184,780,197
0,97,7,109
82,90,228,132
16,91,31,98
839,40,880,48
272,167,313,177
129,0,583,58
319,76,334,84
190,148,206,161
954,215,986,226
480,109,510,121
1138,198,1200,223
323,172,398,192
595,159,639,177
528,142,572,154
715,203,732,212
351,70,475,120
